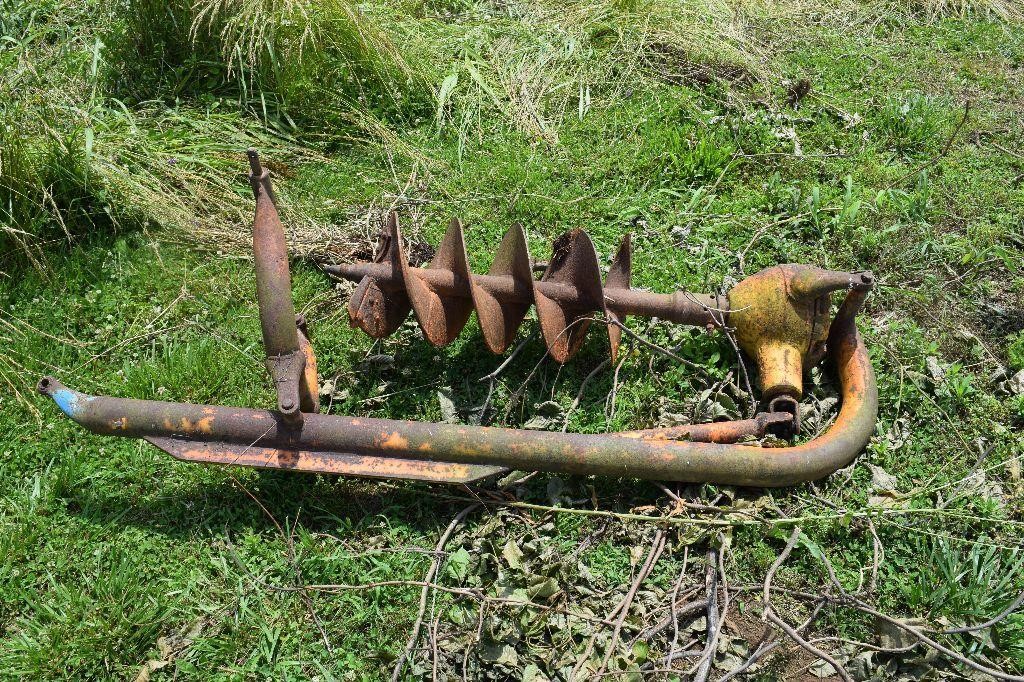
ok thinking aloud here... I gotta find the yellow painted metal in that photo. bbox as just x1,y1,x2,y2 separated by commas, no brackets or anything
727,264,873,403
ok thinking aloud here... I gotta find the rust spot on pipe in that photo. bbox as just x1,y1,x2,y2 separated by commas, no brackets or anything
379,432,410,450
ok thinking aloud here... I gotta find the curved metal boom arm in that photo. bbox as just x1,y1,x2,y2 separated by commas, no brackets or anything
37,288,875,487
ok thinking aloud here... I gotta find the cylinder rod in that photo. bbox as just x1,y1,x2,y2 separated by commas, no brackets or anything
248,149,306,423
249,149,299,359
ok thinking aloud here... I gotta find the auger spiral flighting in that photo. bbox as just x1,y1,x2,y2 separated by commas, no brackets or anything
323,215,727,365
324,208,874,429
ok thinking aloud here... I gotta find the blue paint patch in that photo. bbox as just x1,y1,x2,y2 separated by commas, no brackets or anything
52,388,82,418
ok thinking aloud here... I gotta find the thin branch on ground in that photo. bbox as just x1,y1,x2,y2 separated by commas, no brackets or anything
609,318,713,380
285,511,334,654
562,358,610,432
477,330,536,423
479,330,536,383
392,504,479,682
717,600,827,682
734,554,1024,682
463,602,486,681
595,529,668,677
666,546,691,664
219,464,333,653
763,527,853,682
678,290,756,418
843,596,1024,682
637,598,708,642
689,546,721,682
604,337,632,421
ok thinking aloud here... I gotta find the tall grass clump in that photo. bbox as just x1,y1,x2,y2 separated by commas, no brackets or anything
0,0,322,268
86,105,321,253
0,0,98,265
422,0,764,151
1,103,316,269
910,0,1022,20
577,0,763,87
104,0,427,132
0,117,98,267
875,92,950,155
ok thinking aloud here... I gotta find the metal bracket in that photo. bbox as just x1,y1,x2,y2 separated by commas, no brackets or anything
265,350,305,425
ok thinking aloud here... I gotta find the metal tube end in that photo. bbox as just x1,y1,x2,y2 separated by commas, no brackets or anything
37,376,59,396
853,270,874,291
766,395,800,438
756,410,795,435
37,376,87,420
247,148,262,177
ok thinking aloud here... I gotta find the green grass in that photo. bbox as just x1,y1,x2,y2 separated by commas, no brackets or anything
2,0,1024,679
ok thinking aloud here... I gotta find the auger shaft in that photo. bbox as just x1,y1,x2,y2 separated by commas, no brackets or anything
329,210,873,415
324,261,723,327
323,214,729,364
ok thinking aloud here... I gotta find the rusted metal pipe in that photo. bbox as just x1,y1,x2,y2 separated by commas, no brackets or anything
248,149,315,423
619,411,794,442
36,288,874,487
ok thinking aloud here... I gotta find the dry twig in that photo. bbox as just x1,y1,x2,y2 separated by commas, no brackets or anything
392,504,479,682
595,529,668,677
763,527,852,682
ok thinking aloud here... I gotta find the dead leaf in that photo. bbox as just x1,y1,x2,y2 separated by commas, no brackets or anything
478,641,519,667
134,617,213,682
502,539,524,570
866,463,899,496
134,659,170,682
523,663,551,682
1000,369,1024,396
876,617,927,650
810,659,837,678
524,401,565,430
926,356,946,384
437,388,459,423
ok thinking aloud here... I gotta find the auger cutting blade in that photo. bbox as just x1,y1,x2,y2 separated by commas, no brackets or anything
471,223,534,354
348,212,411,338
534,230,604,363
605,234,632,364
402,218,475,346
325,214,728,361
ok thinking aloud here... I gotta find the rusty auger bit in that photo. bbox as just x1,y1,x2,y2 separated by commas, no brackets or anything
39,151,878,487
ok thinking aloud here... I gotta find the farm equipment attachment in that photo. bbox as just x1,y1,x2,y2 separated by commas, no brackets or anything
39,151,878,487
